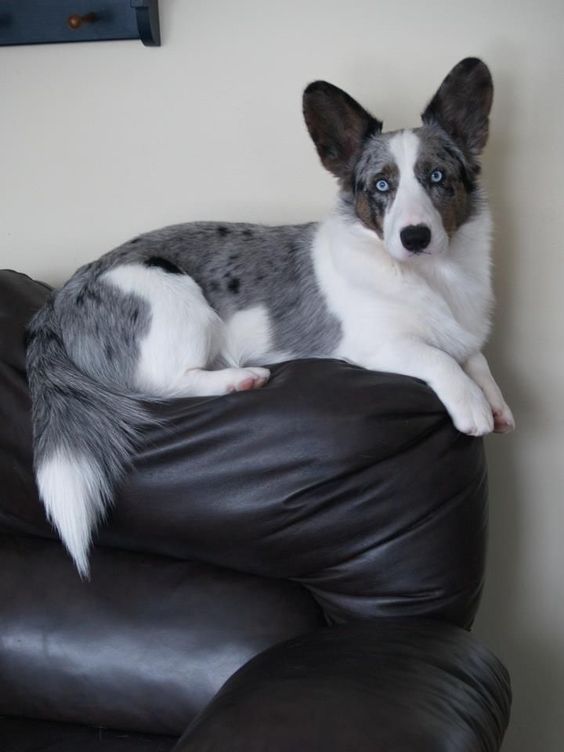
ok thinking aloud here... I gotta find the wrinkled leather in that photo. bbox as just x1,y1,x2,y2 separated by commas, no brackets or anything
175,620,512,752
0,270,507,747
0,534,321,734
0,270,487,627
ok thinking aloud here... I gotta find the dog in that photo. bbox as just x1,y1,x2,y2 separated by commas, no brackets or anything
26,57,514,577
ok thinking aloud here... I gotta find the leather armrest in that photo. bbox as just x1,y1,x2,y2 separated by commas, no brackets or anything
174,619,511,752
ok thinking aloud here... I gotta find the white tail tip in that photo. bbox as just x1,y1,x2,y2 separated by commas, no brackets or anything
36,449,107,578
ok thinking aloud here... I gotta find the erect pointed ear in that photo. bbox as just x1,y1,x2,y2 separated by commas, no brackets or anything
421,58,494,156
303,81,382,181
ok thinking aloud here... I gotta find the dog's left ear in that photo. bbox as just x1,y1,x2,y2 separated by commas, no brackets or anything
421,58,493,156
303,81,382,182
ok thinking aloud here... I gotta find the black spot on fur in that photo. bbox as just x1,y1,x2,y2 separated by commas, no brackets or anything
227,277,241,294
45,329,62,345
82,286,101,305
130,309,139,325
130,238,140,245
144,256,184,274
217,226,230,237
242,228,254,239
105,343,115,361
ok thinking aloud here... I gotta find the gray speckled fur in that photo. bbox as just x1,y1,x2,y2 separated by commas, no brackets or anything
54,269,152,391
53,221,341,379
26,219,341,572
25,301,152,562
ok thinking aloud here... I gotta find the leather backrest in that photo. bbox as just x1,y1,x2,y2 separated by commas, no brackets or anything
0,269,488,627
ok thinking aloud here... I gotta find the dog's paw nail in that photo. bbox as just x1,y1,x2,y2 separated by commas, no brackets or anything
492,405,515,433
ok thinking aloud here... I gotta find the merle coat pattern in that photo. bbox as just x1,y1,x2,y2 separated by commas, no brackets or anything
26,58,514,576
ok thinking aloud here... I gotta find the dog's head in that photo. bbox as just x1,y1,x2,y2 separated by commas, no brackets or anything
303,58,493,261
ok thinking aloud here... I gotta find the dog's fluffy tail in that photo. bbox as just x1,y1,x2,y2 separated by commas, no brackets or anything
25,302,150,578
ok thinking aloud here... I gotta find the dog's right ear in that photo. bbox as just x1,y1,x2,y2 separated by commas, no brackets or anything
303,81,382,181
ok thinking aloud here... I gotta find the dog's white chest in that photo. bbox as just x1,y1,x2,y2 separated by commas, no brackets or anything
311,214,491,365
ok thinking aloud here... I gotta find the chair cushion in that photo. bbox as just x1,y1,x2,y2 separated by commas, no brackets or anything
174,620,512,752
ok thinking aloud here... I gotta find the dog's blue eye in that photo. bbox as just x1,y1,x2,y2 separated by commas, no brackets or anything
375,179,390,192
430,169,444,184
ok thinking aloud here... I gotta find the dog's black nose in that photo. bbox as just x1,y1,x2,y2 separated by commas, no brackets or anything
400,224,431,253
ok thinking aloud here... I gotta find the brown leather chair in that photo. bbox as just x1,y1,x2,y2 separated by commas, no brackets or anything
0,270,511,751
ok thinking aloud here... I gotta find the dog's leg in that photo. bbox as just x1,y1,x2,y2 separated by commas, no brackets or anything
103,263,270,399
463,352,515,433
364,343,494,436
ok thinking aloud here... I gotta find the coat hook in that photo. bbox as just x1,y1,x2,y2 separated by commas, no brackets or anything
67,12,97,30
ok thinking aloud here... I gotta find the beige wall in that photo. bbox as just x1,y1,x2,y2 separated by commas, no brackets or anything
1,1,563,748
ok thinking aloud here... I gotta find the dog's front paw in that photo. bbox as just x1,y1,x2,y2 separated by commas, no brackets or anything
449,384,494,437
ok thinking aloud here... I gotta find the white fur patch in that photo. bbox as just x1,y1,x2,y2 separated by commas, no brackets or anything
224,305,273,366
103,264,224,397
37,449,105,578
313,208,489,364
384,130,448,261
